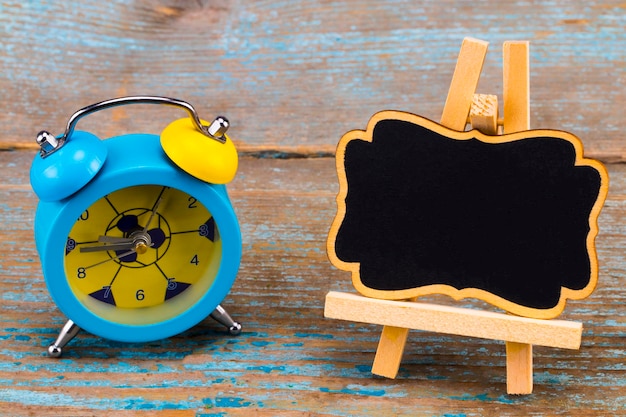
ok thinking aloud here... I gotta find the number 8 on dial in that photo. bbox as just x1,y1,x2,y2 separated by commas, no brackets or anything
30,97,243,356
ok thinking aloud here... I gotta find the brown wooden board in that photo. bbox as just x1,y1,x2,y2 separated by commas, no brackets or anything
328,111,609,319
1,1,624,163
1,151,625,414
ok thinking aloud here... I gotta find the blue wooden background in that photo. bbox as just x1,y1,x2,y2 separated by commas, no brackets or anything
0,1,624,416
1,1,624,157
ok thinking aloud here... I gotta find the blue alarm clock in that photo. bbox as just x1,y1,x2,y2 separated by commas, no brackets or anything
30,96,242,357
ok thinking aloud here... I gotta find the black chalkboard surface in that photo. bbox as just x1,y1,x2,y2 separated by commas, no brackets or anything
327,111,609,319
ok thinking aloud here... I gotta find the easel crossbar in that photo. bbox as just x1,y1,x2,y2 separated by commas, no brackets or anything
324,291,582,349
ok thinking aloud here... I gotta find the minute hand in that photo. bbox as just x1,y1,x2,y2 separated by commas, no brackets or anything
143,197,163,232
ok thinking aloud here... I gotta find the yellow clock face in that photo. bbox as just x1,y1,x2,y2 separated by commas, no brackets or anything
64,185,222,325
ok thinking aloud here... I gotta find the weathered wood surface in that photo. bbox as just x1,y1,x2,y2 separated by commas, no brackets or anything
1,0,625,415
1,1,625,161
0,151,625,416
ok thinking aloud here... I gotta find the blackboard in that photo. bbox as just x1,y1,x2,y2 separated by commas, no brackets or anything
327,111,609,319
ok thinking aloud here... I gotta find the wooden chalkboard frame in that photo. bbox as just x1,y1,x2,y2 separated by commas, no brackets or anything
327,110,609,320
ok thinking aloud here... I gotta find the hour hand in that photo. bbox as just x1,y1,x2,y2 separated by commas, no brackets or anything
80,236,134,252
80,241,135,252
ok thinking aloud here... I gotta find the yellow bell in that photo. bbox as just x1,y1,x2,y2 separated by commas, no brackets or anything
160,117,238,184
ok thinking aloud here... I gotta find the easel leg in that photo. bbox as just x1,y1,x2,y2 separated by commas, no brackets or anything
503,40,533,396
372,326,410,378
371,37,488,379
503,41,530,133
506,341,533,394
441,37,489,130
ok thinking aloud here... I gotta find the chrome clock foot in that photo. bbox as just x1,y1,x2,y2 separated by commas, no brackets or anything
210,304,242,335
47,319,80,358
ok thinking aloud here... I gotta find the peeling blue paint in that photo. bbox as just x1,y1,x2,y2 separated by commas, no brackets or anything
294,332,334,339
0,389,199,410
214,397,253,408
247,365,286,373
320,385,386,397
449,393,517,404
355,364,372,373
427,375,449,381
250,340,274,347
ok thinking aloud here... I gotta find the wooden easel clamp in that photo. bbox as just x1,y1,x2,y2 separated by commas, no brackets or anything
323,38,585,395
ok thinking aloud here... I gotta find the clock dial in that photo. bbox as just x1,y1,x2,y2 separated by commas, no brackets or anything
64,185,222,326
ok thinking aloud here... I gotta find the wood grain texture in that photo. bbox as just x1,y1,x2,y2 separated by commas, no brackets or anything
1,1,625,414
506,341,534,395
371,325,410,379
1,1,625,161
503,41,530,135
324,292,583,349
469,94,498,135
1,150,625,415
440,37,488,131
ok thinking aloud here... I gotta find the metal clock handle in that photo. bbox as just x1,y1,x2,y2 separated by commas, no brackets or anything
36,95,230,157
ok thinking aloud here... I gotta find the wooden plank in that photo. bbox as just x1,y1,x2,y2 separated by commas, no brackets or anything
324,292,583,349
440,37,489,130
371,326,410,378
506,342,534,394
501,40,534,395
503,41,531,134
0,1,624,162
0,151,625,414
502,41,534,393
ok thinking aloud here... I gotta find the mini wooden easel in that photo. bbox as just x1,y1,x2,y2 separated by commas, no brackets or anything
324,38,584,395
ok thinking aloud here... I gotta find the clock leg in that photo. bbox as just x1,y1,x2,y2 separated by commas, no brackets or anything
209,304,242,335
47,319,81,358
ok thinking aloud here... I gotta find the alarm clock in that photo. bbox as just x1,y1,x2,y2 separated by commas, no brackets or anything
30,96,243,357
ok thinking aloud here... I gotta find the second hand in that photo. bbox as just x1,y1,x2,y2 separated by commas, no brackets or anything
84,248,136,270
